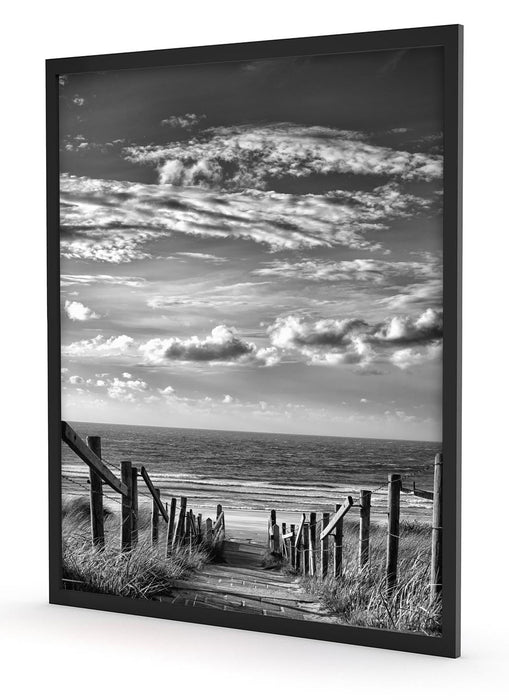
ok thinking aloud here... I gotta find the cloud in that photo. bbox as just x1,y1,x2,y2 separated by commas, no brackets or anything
69,375,85,385
141,325,252,364
176,252,227,263
61,274,146,287
124,123,442,190
391,343,442,370
222,394,233,404
254,256,439,284
378,278,443,310
62,334,135,357
140,325,279,367
65,372,149,401
267,309,442,370
59,175,431,261
254,255,443,313
372,307,443,346
107,376,148,402
64,299,100,321
161,113,206,129
62,137,126,154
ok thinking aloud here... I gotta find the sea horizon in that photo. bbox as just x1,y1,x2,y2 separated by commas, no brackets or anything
65,417,441,446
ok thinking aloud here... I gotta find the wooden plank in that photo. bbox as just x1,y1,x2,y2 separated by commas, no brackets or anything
430,453,443,603
294,513,306,546
320,497,354,539
86,436,105,549
140,467,169,522
120,461,133,551
282,531,294,540
386,473,401,593
62,421,127,496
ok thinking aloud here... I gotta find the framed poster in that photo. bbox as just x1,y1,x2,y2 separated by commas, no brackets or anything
47,24,462,657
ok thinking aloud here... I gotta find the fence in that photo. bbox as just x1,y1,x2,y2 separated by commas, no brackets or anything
268,452,443,604
61,421,225,555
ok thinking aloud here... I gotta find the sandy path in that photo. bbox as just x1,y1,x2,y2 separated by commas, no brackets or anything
161,539,336,623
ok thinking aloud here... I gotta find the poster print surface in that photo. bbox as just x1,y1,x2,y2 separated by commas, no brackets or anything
58,44,446,638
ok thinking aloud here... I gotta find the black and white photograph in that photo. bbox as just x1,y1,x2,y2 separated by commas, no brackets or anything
58,43,447,639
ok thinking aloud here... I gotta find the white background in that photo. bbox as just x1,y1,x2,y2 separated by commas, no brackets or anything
1,1,507,697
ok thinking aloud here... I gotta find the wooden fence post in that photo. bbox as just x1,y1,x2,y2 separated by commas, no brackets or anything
268,509,276,548
173,496,187,547
120,460,133,551
359,489,372,570
197,514,202,543
309,512,317,575
217,504,224,539
290,524,296,567
151,487,160,545
430,453,443,604
321,512,330,579
296,531,302,571
86,436,104,549
166,497,177,556
185,510,192,548
272,524,280,554
206,517,213,545
302,523,310,574
386,473,401,594
333,503,343,578
282,523,287,559
131,466,138,547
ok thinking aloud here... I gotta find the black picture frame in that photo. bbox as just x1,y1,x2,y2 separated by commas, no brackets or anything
47,24,462,657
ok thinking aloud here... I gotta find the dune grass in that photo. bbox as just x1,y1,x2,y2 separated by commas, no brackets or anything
291,520,441,636
62,496,210,599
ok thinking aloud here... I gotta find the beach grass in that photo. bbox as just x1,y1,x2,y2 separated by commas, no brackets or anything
295,520,441,636
62,496,210,598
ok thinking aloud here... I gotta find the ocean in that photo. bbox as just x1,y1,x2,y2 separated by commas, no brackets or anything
61,421,440,524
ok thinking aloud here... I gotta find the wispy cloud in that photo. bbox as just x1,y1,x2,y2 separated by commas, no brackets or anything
124,123,443,190
62,334,135,357
160,113,206,129
253,257,439,284
59,175,431,261
61,274,146,287
176,252,227,263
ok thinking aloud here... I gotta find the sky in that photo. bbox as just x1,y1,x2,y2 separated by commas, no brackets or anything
59,46,444,441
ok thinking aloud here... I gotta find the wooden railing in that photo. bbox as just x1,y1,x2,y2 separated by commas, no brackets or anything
268,453,443,603
61,421,225,555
